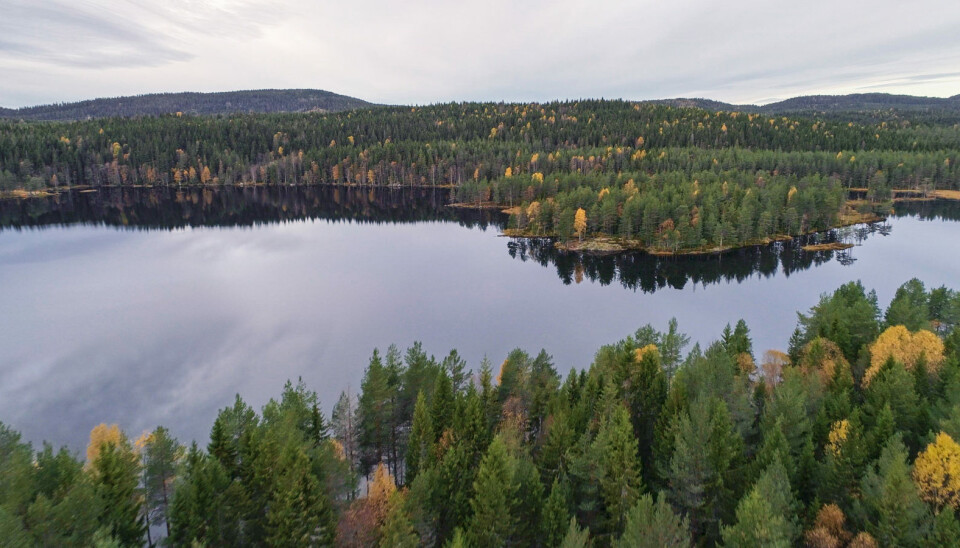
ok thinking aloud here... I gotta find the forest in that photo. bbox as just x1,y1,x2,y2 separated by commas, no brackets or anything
0,90,373,122
1,100,959,252
3,278,960,547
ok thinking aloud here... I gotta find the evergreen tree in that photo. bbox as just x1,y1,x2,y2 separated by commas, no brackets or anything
542,477,573,547
91,440,145,547
617,492,691,548
266,444,336,547
594,404,644,538
406,391,434,484
855,435,930,547
466,437,517,547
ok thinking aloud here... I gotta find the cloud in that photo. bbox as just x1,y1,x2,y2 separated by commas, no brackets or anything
1,0,958,107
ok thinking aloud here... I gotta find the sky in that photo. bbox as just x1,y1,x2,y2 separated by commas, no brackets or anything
1,0,959,108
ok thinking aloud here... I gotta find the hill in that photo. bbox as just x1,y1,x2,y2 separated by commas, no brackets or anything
0,89,374,121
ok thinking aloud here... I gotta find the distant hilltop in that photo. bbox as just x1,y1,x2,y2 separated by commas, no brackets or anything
653,92,960,114
1,89,958,122
0,89,375,121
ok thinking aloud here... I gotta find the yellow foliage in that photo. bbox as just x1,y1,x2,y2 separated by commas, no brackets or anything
532,172,544,183
112,142,121,158
634,344,659,362
864,326,944,385
635,136,644,147
347,136,355,145
913,432,960,510
87,423,122,465
526,201,541,222
330,439,346,461
721,123,728,133
573,208,587,240
848,532,878,548
133,430,153,453
505,166,513,178
787,186,798,202
530,153,539,165
598,188,610,200
827,420,849,457
799,338,848,385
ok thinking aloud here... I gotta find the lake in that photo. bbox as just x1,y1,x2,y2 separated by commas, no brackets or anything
1,186,958,451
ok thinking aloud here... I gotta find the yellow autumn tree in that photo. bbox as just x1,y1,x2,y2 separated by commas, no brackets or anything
531,172,544,183
827,420,850,458
574,208,587,241
913,432,960,511
865,325,944,385
504,166,513,178
87,423,123,465
526,201,541,234
368,462,397,521
634,344,659,362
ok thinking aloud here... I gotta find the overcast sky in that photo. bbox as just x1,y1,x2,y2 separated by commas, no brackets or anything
2,0,959,108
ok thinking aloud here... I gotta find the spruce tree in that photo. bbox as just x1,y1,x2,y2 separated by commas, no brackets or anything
466,437,517,547
617,492,691,548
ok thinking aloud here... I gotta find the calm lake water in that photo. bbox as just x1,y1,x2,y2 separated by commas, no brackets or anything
2,187,959,451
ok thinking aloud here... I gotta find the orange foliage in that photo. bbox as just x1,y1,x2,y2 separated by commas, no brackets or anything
848,532,878,548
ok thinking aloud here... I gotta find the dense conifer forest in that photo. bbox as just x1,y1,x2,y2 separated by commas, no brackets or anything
3,278,960,546
1,99,958,252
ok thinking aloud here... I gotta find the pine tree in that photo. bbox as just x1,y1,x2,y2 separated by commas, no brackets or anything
140,426,183,539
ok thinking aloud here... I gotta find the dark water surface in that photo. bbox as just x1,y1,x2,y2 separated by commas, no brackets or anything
2,187,959,451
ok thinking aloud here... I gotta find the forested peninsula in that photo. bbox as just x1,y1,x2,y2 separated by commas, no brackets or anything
4,278,960,546
2,100,959,253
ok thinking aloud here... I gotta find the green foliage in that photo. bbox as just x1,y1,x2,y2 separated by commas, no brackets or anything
466,437,517,547
854,435,930,547
617,492,691,548
9,280,960,546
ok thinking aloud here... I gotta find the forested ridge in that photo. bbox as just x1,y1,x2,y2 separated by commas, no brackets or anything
2,99,959,252
0,90,374,122
4,278,960,547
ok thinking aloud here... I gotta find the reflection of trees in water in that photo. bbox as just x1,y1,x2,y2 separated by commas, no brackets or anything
507,222,896,293
501,200,959,293
0,186,505,231
893,199,960,223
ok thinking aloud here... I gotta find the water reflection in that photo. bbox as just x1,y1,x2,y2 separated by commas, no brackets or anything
1,188,959,451
6,187,957,296
0,185,500,231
